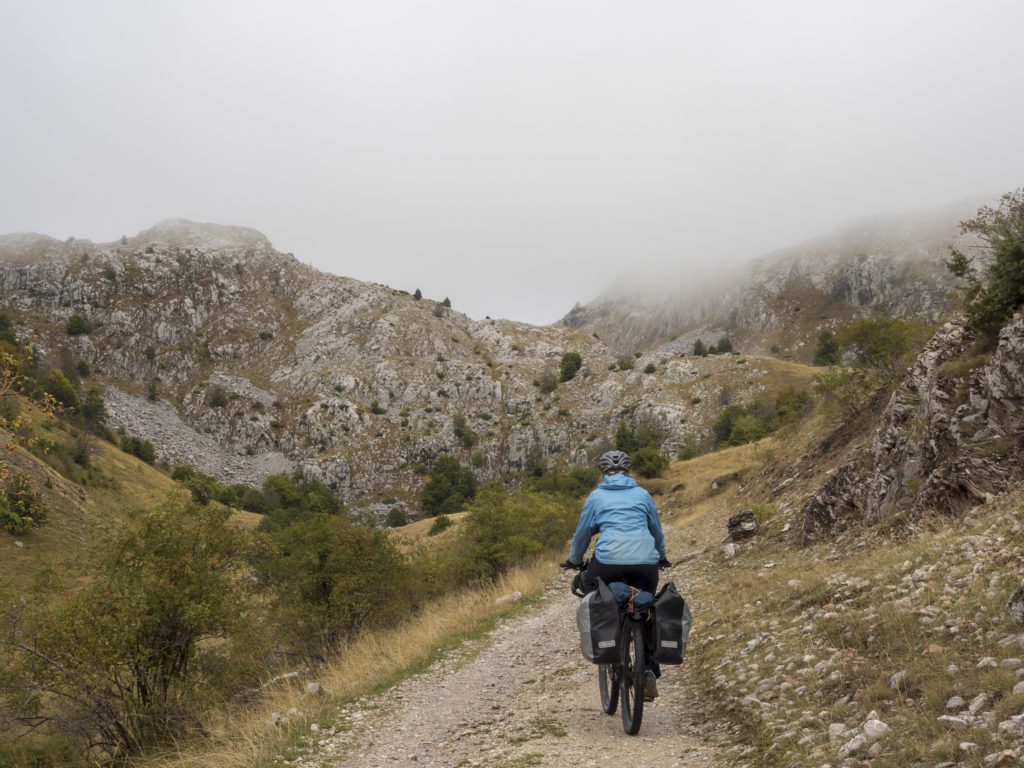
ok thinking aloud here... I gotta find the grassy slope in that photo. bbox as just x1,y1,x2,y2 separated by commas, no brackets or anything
649,416,1024,766
1,397,257,590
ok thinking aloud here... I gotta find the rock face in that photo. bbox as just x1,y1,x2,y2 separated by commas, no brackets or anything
561,199,985,355
0,220,784,507
803,313,1024,540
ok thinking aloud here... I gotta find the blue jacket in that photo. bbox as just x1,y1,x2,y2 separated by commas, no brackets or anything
568,473,666,565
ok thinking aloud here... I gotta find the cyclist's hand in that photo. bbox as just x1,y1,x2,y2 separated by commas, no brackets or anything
560,559,582,570
658,557,672,570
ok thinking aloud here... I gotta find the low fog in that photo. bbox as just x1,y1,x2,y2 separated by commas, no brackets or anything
1,1,1023,323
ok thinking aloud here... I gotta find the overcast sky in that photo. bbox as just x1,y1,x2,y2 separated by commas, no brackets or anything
2,1,1023,323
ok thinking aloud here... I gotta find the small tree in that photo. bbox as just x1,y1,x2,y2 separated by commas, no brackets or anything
947,188,1024,347
631,446,668,478
453,414,478,448
812,330,840,366
65,314,92,336
413,288,422,300
386,507,408,527
40,369,80,413
0,501,249,757
421,454,477,516
692,339,707,357
559,352,582,382
441,297,451,308
82,387,107,424
716,335,733,354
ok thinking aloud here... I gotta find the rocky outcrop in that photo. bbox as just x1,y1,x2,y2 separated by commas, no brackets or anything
0,220,784,503
803,313,1024,540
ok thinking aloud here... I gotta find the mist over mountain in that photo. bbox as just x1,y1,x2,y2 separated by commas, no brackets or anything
562,197,988,354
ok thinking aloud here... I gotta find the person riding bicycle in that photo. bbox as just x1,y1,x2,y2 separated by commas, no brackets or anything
560,449,670,699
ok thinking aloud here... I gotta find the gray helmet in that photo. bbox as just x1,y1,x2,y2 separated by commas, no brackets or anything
598,450,631,474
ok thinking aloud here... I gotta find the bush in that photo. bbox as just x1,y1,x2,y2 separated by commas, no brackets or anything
712,388,813,447
82,388,107,424
0,472,47,534
207,385,229,408
631,446,668,478
428,514,452,535
0,501,249,757
643,362,657,374
256,513,409,657
812,331,840,366
65,314,92,336
559,352,582,382
386,507,408,527
615,418,666,453
537,371,558,394
446,486,576,583
692,339,707,357
421,455,477,516
0,314,15,345
39,369,80,413
453,414,478,448
835,314,931,383
257,472,344,533
947,188,1024,346
120,435,156,463
715,335,734,354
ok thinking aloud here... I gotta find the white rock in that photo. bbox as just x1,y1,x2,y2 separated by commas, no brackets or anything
946,695,967,710
862,718,890,743
888,670,908,688
495,591,524,606
723,543,739,559
305,681,321,696
838,733,866,758
968,693,989,714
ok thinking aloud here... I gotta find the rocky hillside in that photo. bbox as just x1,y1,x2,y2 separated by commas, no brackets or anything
0,220,810,510
561,198,987,357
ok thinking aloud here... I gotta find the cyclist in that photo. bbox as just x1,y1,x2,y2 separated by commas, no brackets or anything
560,449,670,699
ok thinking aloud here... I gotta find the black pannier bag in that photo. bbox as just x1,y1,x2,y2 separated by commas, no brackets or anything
652,582,692,665
576,578,620,664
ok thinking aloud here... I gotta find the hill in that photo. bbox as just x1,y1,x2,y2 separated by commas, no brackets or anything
560,198,987,358
0,222,812,514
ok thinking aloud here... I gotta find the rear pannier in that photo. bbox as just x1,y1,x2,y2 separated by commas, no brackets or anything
652,582,692,665
576,578,620,664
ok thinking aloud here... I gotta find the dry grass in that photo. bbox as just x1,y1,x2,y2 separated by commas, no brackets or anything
388,511,467,553
139,557,556,768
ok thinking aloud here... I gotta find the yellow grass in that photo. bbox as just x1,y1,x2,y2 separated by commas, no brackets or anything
388,511,467,553
140,557,556,768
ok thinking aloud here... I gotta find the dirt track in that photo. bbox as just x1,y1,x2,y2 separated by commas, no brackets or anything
311,566,726,768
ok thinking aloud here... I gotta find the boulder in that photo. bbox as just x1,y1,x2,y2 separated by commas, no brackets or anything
728,510,759,541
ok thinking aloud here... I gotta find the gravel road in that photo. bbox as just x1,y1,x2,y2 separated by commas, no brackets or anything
311,571,725,768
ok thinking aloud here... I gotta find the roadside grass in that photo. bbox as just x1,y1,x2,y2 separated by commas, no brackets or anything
137,557,556,768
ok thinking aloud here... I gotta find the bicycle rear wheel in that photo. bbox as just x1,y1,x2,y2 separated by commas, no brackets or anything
598,663,619,715
619,619,645,735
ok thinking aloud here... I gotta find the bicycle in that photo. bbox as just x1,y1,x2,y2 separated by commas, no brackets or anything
569,561,660,735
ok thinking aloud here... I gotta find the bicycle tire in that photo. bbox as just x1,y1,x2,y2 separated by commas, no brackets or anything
619,619,645,735
598,663,619,715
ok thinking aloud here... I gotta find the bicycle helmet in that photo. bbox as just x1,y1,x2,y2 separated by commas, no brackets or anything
598,450,631,474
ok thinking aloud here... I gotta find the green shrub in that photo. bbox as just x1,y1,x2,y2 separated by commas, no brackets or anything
559,352,582,382
370,400,386,415
812,331,839,366
421,455,477,516
616,355,635,371
712,387,812,447
82,388,107,424
643,362,657,374
0,472,47,534
453,414,478,448
428,514,452,535
0,501,249,757
0,313,15,345
538,371,558,394
447,486,576,583
835,314,932,383
39,369,80,413
631,446,668,477
386,507,408,527
65,314,92,336
119,435,155,463
256,513,410,657
947,189,1024,346
257,473,344,533
615,418,666,453
692,339,707,357
207,385,229,408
